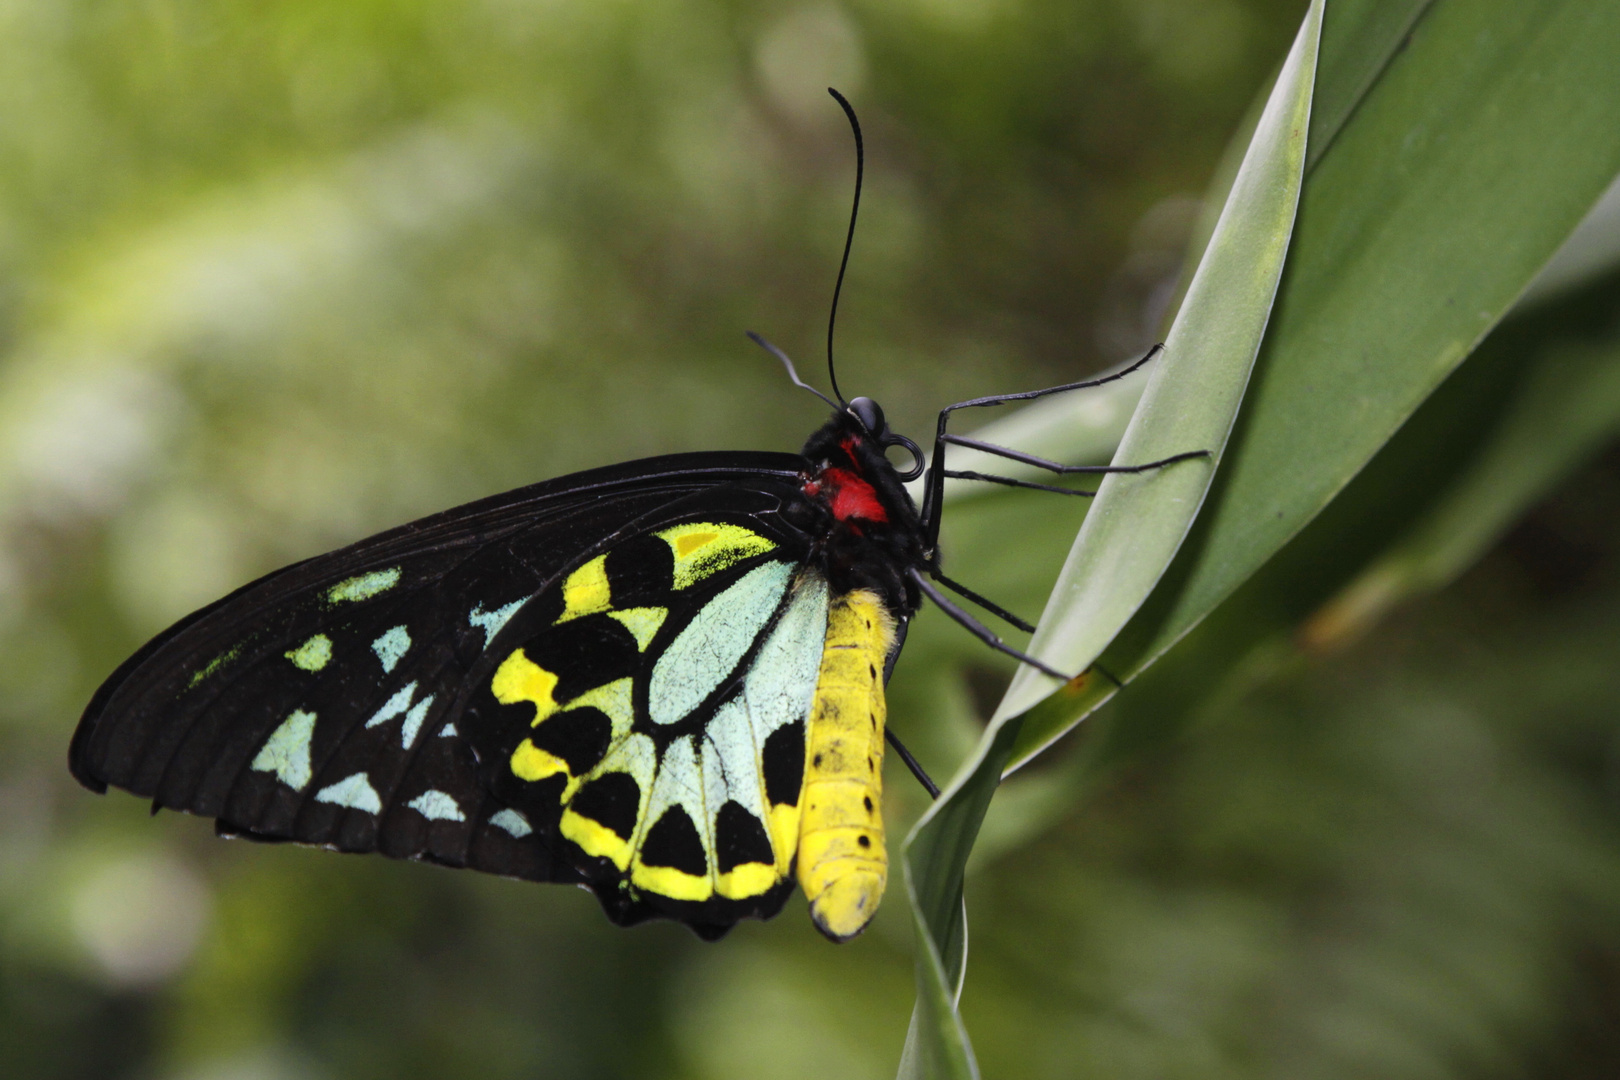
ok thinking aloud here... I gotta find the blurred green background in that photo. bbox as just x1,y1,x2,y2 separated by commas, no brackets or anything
4,1,1620,1078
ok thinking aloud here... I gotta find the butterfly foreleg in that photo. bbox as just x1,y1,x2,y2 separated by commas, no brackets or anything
937,437,1209,478
917,343,1165,550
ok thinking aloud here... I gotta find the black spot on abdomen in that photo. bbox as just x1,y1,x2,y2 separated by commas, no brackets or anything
640,806,708,876
714,801,774,872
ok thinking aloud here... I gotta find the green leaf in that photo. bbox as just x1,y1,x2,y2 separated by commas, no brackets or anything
1518,175,1620,308
933,0,1448,528
1304,282,1620,651
895,4,1325,1076
1307,0,1436,169
1010,0,1620,769
897,722,1024,1080
995,2,1321,722
1083,267,1620,787
1168,0,1433,310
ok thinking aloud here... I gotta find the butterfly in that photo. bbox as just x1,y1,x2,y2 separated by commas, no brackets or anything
68,91,1202,942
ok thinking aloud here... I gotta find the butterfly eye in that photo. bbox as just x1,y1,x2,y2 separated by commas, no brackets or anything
847,396,885,434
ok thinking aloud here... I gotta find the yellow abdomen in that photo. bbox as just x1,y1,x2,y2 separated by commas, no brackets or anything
797,589,894,942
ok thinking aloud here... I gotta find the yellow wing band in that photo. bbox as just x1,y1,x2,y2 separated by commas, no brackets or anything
797,589,893,942
656,522,777,590
557,555,612,623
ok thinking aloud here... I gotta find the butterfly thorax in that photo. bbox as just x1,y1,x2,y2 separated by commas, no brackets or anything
795,406,925,620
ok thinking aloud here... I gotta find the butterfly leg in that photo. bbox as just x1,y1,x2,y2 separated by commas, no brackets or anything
919,343,1166,551
884,728,939,798
939,438,1209,477
930,570,1036,633
907,569,1070,681
924,572,1127,704
939,470,1098,497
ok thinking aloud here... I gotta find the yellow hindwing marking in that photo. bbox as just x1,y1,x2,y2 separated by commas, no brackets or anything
557,554,612,623
656,522,776,590
493,649,571,783
607,606,667,650
564,732,657,871
492,649,560,723
511,739,568,782
797,590,893,942
769,802,802,878
716,862,779,901
631,861,714,902
561,806,634,870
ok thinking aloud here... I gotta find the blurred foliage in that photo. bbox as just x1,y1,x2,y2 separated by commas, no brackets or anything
3,1,1619,1079
965,477,1620,1077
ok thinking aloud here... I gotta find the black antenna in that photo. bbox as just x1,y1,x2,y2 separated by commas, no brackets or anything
826,87,862,407
746,331,840,410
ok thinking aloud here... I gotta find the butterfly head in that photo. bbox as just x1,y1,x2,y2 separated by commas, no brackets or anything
846,396,885,435
843,397,925,482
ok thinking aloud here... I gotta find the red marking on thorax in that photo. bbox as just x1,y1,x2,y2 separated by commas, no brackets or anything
818,467,888,524
803,435,890,525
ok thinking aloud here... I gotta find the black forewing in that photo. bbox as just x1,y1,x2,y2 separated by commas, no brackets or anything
70,451,808,885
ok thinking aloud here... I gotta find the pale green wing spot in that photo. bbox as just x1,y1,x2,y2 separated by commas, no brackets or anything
742,573,829,746
315,772,382,813
635,734,708,864
365,682,418,729
438,722,458,738
399,694,436,750
702,699,771,841
607,607,668,651
687,574,827,872
326,567,401,604
407,790,465,822
490,808,533,838
587,732,657,798
251,709,317,790
648,561,795,726
676,574,830,865
470,599,526,648
285,634,333,672
187,645,242,689
371,626,411,673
